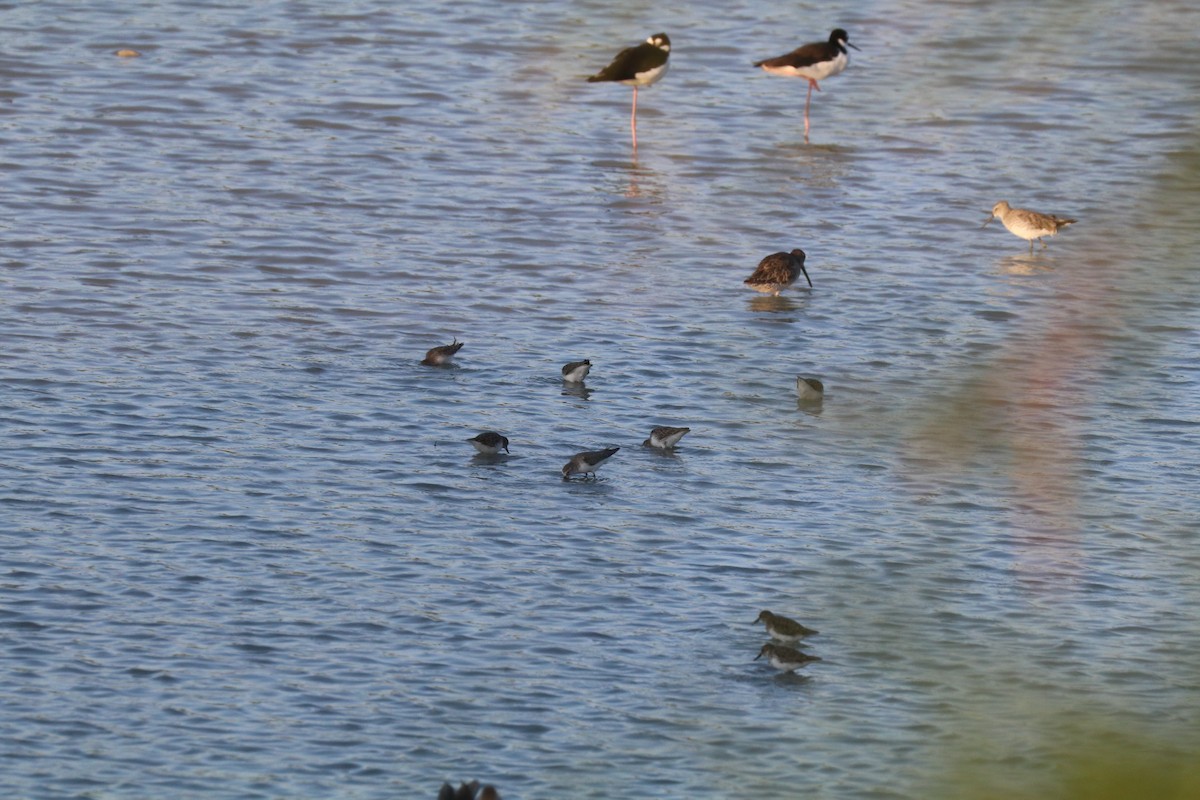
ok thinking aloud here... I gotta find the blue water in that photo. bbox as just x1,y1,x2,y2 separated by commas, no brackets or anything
3,1,1199,797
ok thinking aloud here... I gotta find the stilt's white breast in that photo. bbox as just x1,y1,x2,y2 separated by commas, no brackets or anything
625,61,668,88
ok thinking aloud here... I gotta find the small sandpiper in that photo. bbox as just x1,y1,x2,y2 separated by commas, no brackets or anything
421,339,464,366
587,33,671,149
744,249,811,295
561,359,592,383
562,446,619,479
754,610,818,643
983,201,1076,254
467,431,509,455
755,642,822,673
795,376,824,402
754,29,859,141
642,426,691,449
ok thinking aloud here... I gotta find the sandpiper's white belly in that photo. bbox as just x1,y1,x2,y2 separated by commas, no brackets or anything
1001,214,1052,241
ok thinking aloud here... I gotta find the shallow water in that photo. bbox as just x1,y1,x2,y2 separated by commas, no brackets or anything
3,1,1200,798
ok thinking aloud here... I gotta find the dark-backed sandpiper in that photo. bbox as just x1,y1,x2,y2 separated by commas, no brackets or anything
562,446,619,479
755,642,822,673
744,249,811,295
642,426,691,449
421,339,463,366
467,431,509,455
795,376,825,402
754,610,818,643
561,359,592,383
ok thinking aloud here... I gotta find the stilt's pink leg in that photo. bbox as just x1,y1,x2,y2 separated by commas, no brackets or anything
803,82,813,139
631,86,639,150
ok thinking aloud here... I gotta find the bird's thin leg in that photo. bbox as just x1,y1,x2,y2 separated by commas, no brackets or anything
1029,240,1035,254
631,87,638,150
803,82,813,139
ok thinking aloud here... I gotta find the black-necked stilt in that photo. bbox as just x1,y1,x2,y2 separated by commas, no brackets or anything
983,201,1076,254
753,610,819,643
562,446,619,479
642,426,690,449
755,642,823,673
421,338,463,366
467,431,510,455
587,33,671,149
754,28,858,141
744,249,811,294
561,358,592,383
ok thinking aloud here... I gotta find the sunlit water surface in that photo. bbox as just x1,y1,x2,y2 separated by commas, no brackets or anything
3,1,1199,798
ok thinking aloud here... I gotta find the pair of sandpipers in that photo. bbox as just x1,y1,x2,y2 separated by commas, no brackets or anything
588,29,856,147
753,610,822,673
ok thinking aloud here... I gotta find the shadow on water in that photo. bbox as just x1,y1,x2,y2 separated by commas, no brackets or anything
469,453,511,467
747,294,810,314
561,382,593,400
796,398,823,417
594,156,667,203
994,253,1057,275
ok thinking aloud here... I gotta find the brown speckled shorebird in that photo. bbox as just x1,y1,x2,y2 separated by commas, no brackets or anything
744,249,811,295
983,201,1076,253
642,426,691,449
753,610,818,643
421,339,463,366
562,446,619,479
755,642,822,673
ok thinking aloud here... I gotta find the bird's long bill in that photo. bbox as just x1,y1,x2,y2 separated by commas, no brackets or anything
847,42,861,51
753,650,764,660
799,263,813,288
981,214,995,229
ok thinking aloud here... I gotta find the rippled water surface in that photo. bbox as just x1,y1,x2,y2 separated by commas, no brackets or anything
3,1,1200,798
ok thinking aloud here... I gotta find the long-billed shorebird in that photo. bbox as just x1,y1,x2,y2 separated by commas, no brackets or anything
642,426,691,449
744,249,811,295
755,642,822,673
983,201,1076,253
467,431,509,455
421,339,463,366
561,359,592,383
754,29,858,141
587,33,671,149
562,446,619,479
753,610,819,643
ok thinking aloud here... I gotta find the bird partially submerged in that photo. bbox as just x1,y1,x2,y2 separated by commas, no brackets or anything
421,338,464,366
